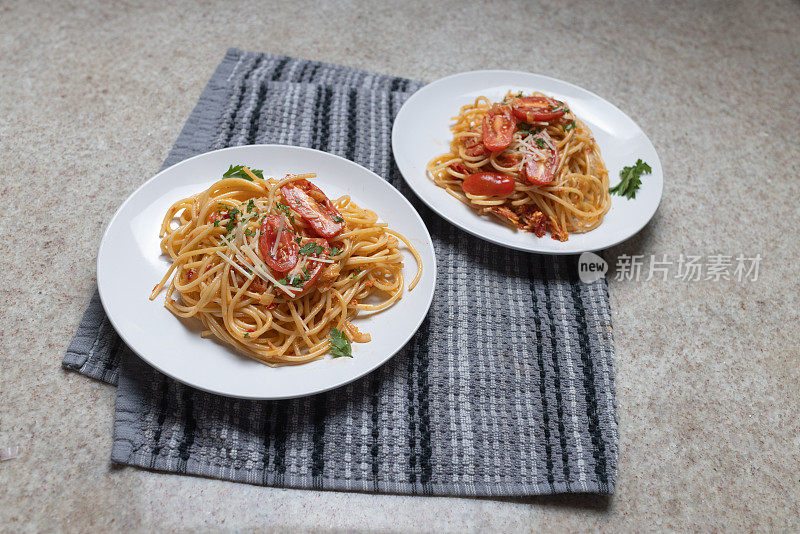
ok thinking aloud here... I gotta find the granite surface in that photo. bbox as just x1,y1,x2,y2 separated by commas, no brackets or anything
1,0,798,531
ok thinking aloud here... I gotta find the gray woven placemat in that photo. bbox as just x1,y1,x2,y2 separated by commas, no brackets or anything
63,48,618,496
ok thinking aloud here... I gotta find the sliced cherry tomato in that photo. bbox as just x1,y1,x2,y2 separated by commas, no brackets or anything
462,172,516,197
258,214,299,273
482,105,516,152
284,237,330,298
280,180,345,238
522,142,560,186
511,96,567,123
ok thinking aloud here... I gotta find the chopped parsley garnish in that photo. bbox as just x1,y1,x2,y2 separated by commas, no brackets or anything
243,333,249,338
244,228,256,237
222,164,264,181
329,327,352,358
534,138,547,149
246,199,255,212
332,215,344,223
295,236,302,244
213,219,220,227
502,91,523,103
609,159,652,199
274,202,294,222
278,273,307,287
329,246,341,257
299,242,325,256
350,268,361,279
517,124,541,137
564,120,577,131
224,219,236,234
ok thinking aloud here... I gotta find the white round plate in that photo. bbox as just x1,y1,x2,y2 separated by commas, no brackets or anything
98,145,437,400
392,70,663,254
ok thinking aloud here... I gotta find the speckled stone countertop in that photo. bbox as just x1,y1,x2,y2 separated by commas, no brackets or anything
1,0,798,531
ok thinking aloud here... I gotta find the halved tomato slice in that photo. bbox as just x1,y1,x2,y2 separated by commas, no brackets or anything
280,180,345,238
282,237,331,298
482,104,516,152
258,214,298,273
522,142,560,186
462,172,516,196
511,96,567,123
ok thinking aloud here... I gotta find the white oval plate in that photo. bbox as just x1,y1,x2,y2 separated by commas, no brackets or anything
392,70,663,254
98,145,437,399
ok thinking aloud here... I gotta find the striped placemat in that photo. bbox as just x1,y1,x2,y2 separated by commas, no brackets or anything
64,48,617,496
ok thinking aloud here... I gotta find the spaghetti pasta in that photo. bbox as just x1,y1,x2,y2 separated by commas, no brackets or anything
426,91,610,240
150,168,422,366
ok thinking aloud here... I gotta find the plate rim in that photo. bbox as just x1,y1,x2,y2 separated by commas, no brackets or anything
96,144,438,400
391,69,663,255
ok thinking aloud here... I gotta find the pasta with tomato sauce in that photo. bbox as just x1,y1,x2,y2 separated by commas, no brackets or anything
426,91,610,240
150,167,422,366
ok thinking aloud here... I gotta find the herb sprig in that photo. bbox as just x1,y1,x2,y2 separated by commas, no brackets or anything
609,159,652,199
223,164,264,181
329,327,352,358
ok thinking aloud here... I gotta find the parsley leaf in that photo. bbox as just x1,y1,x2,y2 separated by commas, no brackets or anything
222,164,264,181
609,159,652,199
332,215,344,223
329,246,341,257
535,138,547,149
564,120,577,131
247,199,255,212
350,268,361,279
329,327,352,358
